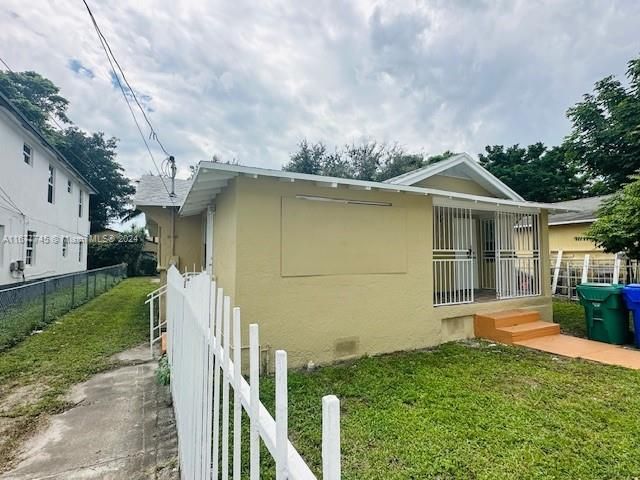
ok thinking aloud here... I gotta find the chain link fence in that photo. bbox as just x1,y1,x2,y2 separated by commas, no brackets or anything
0,263,127,351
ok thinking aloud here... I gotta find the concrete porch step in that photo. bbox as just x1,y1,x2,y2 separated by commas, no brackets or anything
475,309,540,328
474,309,559,345
497,321,561,343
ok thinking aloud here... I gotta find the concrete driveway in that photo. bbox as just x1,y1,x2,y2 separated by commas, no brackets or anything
2,346,177,480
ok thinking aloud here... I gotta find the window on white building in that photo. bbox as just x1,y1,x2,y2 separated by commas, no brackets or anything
67,180,72,193
78,240,83,262
23,143,32,165
78,190,83,217
62,237,68,257
26,230,36,265
47,165,55,204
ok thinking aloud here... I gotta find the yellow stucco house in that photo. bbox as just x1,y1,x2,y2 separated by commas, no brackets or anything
547,195,611,258
136,153,575,368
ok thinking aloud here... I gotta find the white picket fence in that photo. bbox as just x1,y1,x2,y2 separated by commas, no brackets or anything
165,266,341,480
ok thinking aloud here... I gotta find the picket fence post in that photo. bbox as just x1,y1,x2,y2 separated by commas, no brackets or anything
233,307,242,479
276,350,289,480
249,323,260,480
322,395,341,480
222,296,231,480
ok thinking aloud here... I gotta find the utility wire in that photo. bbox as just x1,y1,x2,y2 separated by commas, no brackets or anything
0,55,12,71
81,0,175,204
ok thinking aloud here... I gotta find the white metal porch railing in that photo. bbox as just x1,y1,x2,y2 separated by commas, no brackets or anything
145,283,167,356
165,266,341,480
433,206,541,306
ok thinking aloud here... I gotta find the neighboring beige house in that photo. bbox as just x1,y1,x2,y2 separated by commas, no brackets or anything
133,175,203,281
547,195,611,258
167,153,574,368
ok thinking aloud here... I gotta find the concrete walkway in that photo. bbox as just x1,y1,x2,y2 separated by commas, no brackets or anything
516,334,640,369
1,346,177,480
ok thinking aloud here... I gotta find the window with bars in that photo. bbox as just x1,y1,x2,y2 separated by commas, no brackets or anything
26,230,36,265
23,143,33,165
48,165,55,203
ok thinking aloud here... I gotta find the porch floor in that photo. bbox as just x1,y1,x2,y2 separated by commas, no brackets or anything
474,289,497,303
515,334,640,370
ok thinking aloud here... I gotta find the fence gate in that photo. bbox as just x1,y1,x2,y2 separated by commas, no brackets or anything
433,205,475,306
495,211,541,299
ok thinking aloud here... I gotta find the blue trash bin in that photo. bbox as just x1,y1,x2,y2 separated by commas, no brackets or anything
622,284,640,348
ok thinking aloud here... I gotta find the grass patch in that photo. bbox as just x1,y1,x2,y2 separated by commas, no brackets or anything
253,342,640,479
0,269,125,351
553,298,587,337
0,277,156,469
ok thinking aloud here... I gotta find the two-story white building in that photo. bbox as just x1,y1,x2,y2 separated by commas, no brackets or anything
0,91,95,286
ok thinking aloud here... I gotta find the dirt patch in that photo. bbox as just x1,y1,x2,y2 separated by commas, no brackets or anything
0,383,47,415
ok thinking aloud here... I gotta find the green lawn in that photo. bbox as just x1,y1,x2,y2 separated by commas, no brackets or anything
254,341,640,480
0,269,125,351
0,277,156,469
552,298,587,337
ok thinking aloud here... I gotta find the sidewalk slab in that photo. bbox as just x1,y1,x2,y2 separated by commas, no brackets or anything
516,334,640,369
1,347,177,480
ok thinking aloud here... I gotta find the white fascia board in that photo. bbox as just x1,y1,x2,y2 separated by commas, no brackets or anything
548,218,596,226
386,153,524,202
178,161,580,216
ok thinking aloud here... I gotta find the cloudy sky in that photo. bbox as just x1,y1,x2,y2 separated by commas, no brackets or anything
1,0,639,180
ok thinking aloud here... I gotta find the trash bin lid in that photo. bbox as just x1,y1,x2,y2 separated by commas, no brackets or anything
579,282,625,289
625,284,640,288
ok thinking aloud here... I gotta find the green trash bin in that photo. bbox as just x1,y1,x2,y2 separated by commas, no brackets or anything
576,283,630,345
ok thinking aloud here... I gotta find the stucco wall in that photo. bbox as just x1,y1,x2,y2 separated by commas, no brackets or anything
212,180,238,300
140,206,204,275
414,175,495,197
210,176,552,369
0,108,91,285
548,222,608,257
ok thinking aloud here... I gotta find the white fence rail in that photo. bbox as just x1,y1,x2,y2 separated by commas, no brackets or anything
550,252,640,300
165,266,341,480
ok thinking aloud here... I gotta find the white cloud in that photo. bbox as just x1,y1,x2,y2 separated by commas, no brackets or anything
1,0,639,179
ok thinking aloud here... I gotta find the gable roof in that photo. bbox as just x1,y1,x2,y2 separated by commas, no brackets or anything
0,91,96,194
548,195,612,226
179,161,581,216
383,153,524,201
133,175,192,207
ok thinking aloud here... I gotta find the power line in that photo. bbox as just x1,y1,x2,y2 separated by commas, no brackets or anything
0,55,11,71
80,0,175,204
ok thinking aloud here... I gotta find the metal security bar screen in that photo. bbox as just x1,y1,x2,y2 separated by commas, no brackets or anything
495,211,541,299
433,205,474,306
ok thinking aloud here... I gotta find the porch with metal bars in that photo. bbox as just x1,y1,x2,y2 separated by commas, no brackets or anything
433,203,542,307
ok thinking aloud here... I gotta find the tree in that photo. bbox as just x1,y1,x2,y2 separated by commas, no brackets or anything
55,128,136,232
88,226,154,275
583,177,640,267
283,140,326,175
0,71,70,133
0,70,134,232
479,143,586,202
284,139,456,182
564,56,640,193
